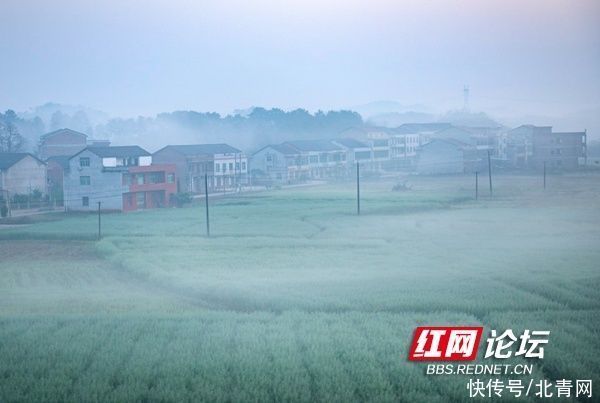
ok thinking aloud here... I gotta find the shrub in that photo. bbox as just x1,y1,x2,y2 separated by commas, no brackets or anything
171,192,193,207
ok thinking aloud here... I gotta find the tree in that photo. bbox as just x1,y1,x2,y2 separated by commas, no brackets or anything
0,121,24,152
50,110,69,131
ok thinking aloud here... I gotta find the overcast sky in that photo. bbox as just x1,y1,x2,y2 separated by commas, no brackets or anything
1,0,599,119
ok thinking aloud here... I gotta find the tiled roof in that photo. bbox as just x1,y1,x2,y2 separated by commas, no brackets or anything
0,153,44,170
284,140,344,152
46,155,71,169
422,138,471,149
40,128,87,141
269,144,302,155
84,146,151,158
158,144,241,155
332,138,369,148
393,123,453,134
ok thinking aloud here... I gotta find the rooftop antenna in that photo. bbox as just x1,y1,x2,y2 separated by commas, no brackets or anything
463,85,470,111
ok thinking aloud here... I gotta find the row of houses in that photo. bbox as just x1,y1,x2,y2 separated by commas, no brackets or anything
1,129,249,213
0,123,589,213
251,124,587,182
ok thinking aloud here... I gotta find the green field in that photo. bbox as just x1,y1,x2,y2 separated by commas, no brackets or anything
1,174,599,402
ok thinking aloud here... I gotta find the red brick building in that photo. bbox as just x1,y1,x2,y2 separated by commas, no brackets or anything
122,164,177,212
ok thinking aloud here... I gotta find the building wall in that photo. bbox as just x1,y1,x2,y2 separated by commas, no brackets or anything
533,132,586,170
64,150,124,211
0,156,47,195
251,147,292,184
39,132,87,160
213,153,248,190
153,148,189,192
417,141,464,175
123,164,177,211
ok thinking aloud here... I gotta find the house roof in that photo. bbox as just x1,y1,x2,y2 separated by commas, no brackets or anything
46,155,71,169
393,123,453,134
73,145,151,159
552,131,586,136
332,138,369,148
421,138,471,150
270,143,302,155
0,153,45,170
157,144,241,156
40,128,88,141
284,140,344,152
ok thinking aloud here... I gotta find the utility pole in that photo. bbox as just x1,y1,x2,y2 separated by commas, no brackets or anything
97,201,102,240
543,161,546,190
356,162,361,215
475,171,479,200
204,173,210,237
487,150,493,196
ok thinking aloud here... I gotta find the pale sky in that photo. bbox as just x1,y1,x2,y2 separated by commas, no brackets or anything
1,0,599,119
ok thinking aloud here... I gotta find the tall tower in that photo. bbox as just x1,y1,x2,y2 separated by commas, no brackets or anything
463,85,470,111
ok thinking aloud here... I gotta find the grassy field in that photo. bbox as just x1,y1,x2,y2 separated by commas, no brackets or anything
1,173,599,402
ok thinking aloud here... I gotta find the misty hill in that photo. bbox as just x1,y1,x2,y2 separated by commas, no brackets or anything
94,108,363,152
350,100,431,119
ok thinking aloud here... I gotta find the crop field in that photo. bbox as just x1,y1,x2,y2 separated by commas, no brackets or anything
1,173,599,402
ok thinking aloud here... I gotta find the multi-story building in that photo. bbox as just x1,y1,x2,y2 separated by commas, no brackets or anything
331,138,371,165
38,129,88,160
532,130,587,170
64,146,176,211
416,139,479,175
252,139,355,185
284,140,347,179
153,144,247,193
505,125,551,168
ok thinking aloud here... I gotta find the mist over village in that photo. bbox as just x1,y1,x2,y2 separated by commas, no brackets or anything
0,1,598,402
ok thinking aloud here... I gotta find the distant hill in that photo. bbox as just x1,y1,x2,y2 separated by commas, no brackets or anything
350,100,431,119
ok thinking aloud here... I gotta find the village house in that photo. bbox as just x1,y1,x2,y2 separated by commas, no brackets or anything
153,144,247,193
250,143,306,185
331,138,371,166
38,128,88,160
416,138,479,175
284,140,347,179
532,130,587,170
0,153,47,198
252,139,353,185
38,128,111,159
63,146,176,211
503,125,550,168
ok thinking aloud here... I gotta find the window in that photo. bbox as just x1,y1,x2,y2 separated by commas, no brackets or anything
137,174,144,185
79,157,90,167
123,173,132,185
229,163,233,171
80,176,91,185
309,155,318,164
235,162,240,171
82,196,89,207
215,163,220,172
148,172,165,184
242,162,246,170
266,154,273,162
167,173,175,183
